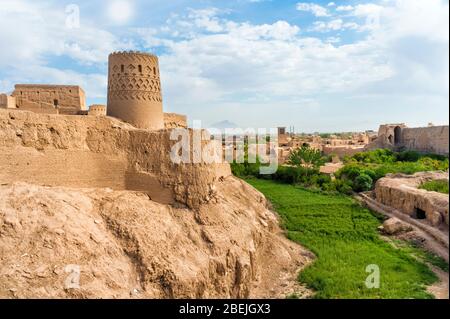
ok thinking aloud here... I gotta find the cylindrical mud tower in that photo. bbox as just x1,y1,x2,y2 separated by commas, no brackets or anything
107,51,164,130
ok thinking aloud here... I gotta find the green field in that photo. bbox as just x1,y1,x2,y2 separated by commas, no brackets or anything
419,180,449,194
246,178,439,299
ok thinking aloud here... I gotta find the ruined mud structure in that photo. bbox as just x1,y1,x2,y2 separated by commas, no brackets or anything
11,84,87,115
0,108,311,298
163,112,187,129
374,172,449,228
0,109,229,207
88,104,107,117
358,172,449,262
367,124,449,156
0,50,312,298
0,94,16,109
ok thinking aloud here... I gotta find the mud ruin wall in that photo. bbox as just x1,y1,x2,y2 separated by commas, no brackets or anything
11,84,86,115
0,109,230,208
88,104,107,116
375,172,449,227
322,145,366,158
107,51,164,130
164,112,187,129
401,126,449,156
366,124,449,156
0,94,16,109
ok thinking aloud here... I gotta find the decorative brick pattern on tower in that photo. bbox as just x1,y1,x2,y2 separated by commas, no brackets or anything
107,51,164,130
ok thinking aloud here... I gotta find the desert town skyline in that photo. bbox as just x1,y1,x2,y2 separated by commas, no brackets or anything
2,80,447,134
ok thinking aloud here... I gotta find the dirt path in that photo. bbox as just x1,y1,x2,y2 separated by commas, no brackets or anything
427,265,449,299
357,193,449,261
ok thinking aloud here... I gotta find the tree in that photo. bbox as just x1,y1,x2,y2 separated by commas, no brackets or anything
288,145,324,172
354,173,373,192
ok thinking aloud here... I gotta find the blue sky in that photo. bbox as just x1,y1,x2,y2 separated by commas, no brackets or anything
0,0,448,132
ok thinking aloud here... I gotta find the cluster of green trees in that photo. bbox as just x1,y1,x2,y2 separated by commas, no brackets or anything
231,146,449,195
346,148,447,164
336,149,449,193
231,145,345,193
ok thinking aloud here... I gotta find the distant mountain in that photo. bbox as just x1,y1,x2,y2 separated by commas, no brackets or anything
208,120,240,130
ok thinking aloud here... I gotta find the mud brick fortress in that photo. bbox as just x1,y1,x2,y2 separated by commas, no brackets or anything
366,124,449,156
0,51,187,130
1,84,87,116
0,51,306,299
0,51,205,208
11,84,87,115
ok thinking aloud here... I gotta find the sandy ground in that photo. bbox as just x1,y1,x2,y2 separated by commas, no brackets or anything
0,180,312,299
427,266,449,299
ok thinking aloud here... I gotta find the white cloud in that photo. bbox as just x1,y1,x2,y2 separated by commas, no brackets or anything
0,0,132,100
140,1,448,127
296,3,330,17
326,36,341,43
372,0,448,43
311,19,359,32
352,3,384,17
187,8,225,33
336,5,354,12
0,0,130,67
361,0,449,95
140,10,393,111
328,2,336,7
107,0,134,25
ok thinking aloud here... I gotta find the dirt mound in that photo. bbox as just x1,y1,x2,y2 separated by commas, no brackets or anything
0,178,312,299
0,109,312,298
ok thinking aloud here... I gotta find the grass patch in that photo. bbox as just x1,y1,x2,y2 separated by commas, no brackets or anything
419,180,449,194
246,178,438,299
392,240,449,273
423,252,449,272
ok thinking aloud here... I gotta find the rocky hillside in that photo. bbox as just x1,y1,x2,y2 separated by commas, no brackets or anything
0,109,312,298
0,179,311,298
